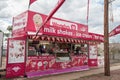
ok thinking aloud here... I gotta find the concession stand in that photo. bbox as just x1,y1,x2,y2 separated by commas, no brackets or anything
6,10,104,78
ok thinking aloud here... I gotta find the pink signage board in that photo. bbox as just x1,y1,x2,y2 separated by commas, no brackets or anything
89,33,104,42
26,55,88,72
12,10,104,41
6,36,26,78
26,10,88,37
26,55,89,78
109,25,120,37
26,11,103,41
12,11,28,37
88,44,98,67
26,56,56,73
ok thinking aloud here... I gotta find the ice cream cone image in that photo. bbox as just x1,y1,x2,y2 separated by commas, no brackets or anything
33,14,43,31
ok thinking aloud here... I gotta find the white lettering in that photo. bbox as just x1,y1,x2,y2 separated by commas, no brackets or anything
57,29,73,36
44,27,56,33
13,12,28,30
50,19,78,30
94,35,99,39
82,33,92,38
76,32,82,37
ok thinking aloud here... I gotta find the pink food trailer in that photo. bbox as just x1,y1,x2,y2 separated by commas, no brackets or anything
6,10,104,78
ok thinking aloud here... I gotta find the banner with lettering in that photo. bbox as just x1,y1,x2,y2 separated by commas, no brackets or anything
12,11,28,37
6,36,26,78
27,10,88,36
12,10,103,41
109,25,120,37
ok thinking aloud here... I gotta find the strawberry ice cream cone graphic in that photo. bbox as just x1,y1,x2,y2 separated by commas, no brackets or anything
33,14,43,31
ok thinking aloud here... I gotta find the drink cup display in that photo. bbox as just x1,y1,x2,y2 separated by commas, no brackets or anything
37,61,42,70
33,14,43,31
43,61,48,70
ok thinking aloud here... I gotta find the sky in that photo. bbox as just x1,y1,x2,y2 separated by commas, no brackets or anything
0,0,120,42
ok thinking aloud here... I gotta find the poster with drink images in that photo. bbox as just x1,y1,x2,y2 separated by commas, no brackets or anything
6,37,26,78
26,56,56,72
88,44,98,67
8,40,25,63
89,44,97,59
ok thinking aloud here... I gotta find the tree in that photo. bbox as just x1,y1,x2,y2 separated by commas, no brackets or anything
4,33,10,37
109,43,120,60
7,25,12,32
4,25,13,37
97,47,103,56
0,30,3,32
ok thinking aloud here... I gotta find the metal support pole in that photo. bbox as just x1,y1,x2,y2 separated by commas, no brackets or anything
104,0,110,76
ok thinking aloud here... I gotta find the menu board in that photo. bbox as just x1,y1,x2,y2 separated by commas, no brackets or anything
88,44,98,67
6,37,26,78
89,45,97,59
8,40,25,63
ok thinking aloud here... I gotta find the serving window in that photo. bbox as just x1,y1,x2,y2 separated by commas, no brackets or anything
28,40,53,56
54,42,71,62
73,44,88,56
28,38,88,61
28,40,39,56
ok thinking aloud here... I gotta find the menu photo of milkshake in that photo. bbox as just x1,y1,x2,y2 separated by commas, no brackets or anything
8,40,25,63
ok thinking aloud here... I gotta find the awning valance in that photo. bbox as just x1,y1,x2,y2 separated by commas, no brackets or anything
28,35,100,44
